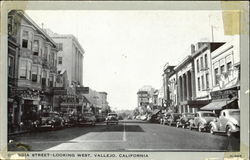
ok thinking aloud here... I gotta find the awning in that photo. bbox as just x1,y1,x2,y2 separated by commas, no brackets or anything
200,98,237,111
152,109,160,115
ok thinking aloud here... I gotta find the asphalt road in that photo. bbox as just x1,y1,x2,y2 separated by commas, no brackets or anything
12,120,240,151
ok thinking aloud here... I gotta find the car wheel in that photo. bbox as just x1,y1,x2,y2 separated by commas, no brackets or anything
226,126,232,137
189,125,192,130
198,124,203,132
176,123,179,128
51,125,55,129
106,122,109,125
210,126,215,134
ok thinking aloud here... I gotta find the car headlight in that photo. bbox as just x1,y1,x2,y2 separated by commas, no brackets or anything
48,121,52,124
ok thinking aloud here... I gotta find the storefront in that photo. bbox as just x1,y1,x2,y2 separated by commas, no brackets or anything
200,86,240,115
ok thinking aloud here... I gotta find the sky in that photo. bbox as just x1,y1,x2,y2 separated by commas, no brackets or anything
26,10,233,110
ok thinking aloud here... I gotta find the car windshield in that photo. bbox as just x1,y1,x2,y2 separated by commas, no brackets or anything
172,114,181,118
202,113,216,117
41,113,50,117
185,114,194,118
229,111,240,115
84,113,92,117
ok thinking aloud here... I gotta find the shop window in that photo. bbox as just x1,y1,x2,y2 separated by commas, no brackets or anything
196,59,199,73
197,77,201,91
33,40,39,56
58,57,62,64
206,73,209,89
8,56,14,77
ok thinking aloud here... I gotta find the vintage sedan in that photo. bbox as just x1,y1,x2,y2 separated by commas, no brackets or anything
78,112,96,126
162,113,182,126
34,112,64,129
176,113,195,128
209,109,240,137
106,113,119,125
189,111,217,132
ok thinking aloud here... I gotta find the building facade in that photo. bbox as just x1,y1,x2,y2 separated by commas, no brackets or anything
168,69,178,112
175,55,198,113
8,11,58,128
201,38,240,113
45,29,84,86
162,63,175,106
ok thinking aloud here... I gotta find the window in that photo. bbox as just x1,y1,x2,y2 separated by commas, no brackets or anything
8,16,13,35
22,31,28,48
206,73,209,89
44,46,48,59
200,57,204,69
220,65,225,74
31,66,38,82
196,59,199,72
58,43,63,51
58,57,62,64
49,75,53,87
33,40,39,56
214,68,219,85
19,60,27,79
197,77,201,91
27,61,32,80
42,70,47,87
201,75,204,90
8,56,14,77
204,54,208,68
227,62,232,72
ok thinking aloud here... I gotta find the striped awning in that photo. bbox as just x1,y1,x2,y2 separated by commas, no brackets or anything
200,98,237,111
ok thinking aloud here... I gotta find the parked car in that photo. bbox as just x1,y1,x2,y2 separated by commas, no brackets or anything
150,113,163,123
163,113,182,126
176,113,195,128
95,114,106,122
209,109,240,137
78,112,96,126
106,113,119,125
34,112,64,129
62,113,77,127
189,111,217,132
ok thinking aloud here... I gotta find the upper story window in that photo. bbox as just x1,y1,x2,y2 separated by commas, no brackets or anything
220,65,225,74
205,73,209,89
197,77,201,91
32,65,38,82
8,55,14,77
22,30,29,48
58,43,63,51
201,75,204,90
33,40,39,56
58,57,62,64
200,57,204,69
214,68,219,85
44,46,48,59
196,59,200,73
227,61,232,72
204,54,208,68
19,60,27,79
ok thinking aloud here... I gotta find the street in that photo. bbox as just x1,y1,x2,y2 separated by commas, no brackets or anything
12,120,240,152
